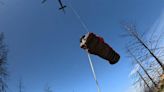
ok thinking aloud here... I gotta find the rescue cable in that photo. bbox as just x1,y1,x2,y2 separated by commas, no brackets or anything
87,53,101,92
68,1,89,33
67,1,101,92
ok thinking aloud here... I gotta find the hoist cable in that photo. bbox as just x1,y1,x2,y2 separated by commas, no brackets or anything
87,53,101,92
66,1,102,92
67,1,89,33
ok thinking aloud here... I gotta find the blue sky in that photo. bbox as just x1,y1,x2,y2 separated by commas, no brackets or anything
0,0,164,92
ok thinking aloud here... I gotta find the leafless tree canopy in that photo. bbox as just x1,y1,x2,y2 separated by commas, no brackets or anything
0,32,8,92
122,22,164,92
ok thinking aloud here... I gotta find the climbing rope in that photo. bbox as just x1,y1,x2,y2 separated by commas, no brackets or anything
67,1,101,92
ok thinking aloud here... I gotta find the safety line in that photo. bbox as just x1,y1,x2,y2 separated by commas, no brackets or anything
87,53,101,92
68,1,89,33
67,1,101,92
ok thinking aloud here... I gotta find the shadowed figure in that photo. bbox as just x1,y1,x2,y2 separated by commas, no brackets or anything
80,32,120,64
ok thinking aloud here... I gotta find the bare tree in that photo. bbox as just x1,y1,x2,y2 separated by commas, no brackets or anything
122,23,164,72
122,22,164,92
0,32,8,92
129,66,150,92
127,48,157,88
137,71,151,92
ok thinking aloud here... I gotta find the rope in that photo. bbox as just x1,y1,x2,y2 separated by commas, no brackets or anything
67,1,89,33
66,1,101,92
87,53,101,92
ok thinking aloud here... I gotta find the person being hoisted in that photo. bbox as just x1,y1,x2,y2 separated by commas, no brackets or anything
80,32,120,64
